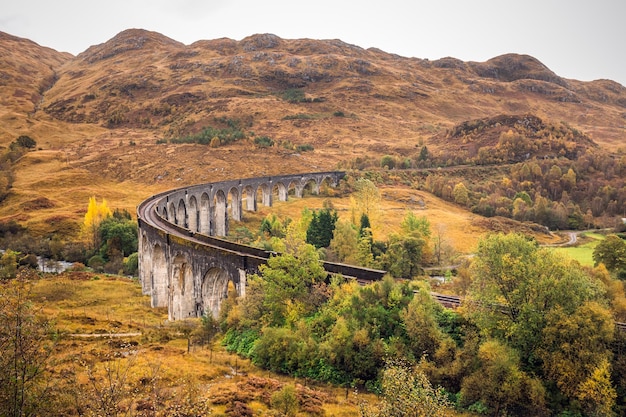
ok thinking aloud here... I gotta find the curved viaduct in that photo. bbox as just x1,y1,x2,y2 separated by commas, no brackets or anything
137,171,385,321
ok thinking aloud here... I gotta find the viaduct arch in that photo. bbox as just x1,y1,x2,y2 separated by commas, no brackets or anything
137,171,385,321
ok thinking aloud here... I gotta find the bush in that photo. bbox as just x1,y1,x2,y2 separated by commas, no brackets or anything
295,144,314,152
87,254,106,272
123,253,139,276
15,135,37,149
254,136,274,148
380,155,396,169
281,88,306,103
170,120,247,146
271,385,299,417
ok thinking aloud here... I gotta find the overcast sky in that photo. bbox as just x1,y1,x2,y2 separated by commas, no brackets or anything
1,0,624,86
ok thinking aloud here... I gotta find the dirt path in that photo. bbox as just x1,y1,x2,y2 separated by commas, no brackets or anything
68,333,141,338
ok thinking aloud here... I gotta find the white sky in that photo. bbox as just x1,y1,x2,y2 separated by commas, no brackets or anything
1,0,625,86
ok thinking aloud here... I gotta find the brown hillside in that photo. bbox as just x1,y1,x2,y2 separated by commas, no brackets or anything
0,29,625,238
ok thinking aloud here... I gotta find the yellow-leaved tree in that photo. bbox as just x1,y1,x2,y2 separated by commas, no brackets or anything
83,197,112,251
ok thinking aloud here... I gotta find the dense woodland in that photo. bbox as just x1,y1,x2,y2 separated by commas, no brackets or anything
345,116,626,231
216,187,626,416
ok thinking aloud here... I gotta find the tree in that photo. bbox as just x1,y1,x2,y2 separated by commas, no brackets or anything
359,213,371,237
0,249,19,280
593,235,626,273
83,197,112,251
453,182,470,206
576,358,617,417
382,212,431,278
468,233,614,411
401,287,450,360
356,231,375,268
399,211,430,238
380,155,396,169
460,340,547,417
350,178,381,231
251,241,326,327
383,232,426,278
329,220,359,264
469,234,605,359
419,145,430,161
98,215,138,258
539,302,615,396
360,361,449,417
306,207,338,249
259,213,287,239
0,269,56,417
271,384,299,417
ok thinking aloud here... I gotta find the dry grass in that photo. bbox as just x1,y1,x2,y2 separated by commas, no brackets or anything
244,184,560,255
28,273,378,416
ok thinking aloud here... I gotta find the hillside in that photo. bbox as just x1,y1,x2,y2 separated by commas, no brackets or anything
0,28,625,238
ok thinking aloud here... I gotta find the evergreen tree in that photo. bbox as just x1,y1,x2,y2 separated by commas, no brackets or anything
306,208,338,249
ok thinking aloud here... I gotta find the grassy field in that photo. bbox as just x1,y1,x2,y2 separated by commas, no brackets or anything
550,232,605,267
26,272,369,416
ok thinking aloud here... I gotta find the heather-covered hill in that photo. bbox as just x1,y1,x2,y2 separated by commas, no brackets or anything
0,29,625,236
38,30,626,149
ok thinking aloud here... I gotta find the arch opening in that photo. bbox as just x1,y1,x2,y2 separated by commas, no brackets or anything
177,199,187,228
188,195,198,232
151,244,168,308
228,187,242,222
242,185,257,211
199,193,211,235
201,267,232,318
213,190,227,236
170,255,195,320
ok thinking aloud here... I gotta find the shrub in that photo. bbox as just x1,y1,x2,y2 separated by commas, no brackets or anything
295,144,314,152
254,136,274,148
280,140,295,150
380,155,396,169
123,253,139,276
271,385,299,417
281,88,305,103
15,135,37,149
87,254,105,272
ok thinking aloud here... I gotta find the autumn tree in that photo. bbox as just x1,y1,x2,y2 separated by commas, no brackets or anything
329,220,359,264
83,197,112,251
381,211,431,278
360,361,450,417
15,135,37,149
401,286,452,360
460,339,547,416
539,301,616,414
350,178,381,232
453,182,470,206
0,269,56,417
271,384,299,417
593,234,626,273
248,239,327,327
383,232,427,278
468,233,615,413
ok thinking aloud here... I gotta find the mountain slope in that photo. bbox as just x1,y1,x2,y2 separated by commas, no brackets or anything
0,29,624,237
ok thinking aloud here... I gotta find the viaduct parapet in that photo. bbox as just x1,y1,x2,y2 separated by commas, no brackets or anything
137,171,385,321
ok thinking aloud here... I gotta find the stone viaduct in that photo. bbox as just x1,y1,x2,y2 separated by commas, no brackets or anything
137,171,385,321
